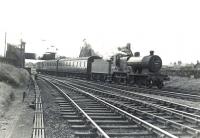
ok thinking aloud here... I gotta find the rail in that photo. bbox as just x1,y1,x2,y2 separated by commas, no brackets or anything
56,79,200,137
41,76,177,138
32,76,45,138
43,77,110,138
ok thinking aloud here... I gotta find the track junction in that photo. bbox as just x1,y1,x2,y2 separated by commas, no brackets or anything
37,74,200,138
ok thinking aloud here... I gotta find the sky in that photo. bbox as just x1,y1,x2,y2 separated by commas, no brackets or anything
0,0,200,65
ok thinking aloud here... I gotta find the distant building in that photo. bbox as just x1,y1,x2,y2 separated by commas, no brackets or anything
25,53,36,59
6,41,25,67
40,52,56,60
194,61,200,70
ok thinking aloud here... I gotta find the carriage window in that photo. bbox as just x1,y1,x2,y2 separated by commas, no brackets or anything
84,61,87,67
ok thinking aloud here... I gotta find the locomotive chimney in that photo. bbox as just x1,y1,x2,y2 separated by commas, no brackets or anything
150,51,154,56
134,52,140,57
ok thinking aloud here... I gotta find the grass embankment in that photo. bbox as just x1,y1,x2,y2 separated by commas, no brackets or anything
0,63,30,116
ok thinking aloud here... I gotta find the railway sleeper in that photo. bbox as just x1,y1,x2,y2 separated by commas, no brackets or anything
106,131,156,138
80,103,105,106
99,124,141,129
87,112,116,116
94,120,130,125
90,116,123,120
55,100,69,103
74,131,96,138
83,109,113,113
60,111,77,115
59,104,72,108
67,119,85,125
81,108,109,111
62,115,80,120
59,109,74,112
71,125,90,130
105,128,149,134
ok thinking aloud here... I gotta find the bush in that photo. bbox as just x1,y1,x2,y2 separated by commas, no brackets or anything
0,63,30,86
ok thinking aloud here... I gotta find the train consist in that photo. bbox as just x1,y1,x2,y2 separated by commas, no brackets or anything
36,45,169,88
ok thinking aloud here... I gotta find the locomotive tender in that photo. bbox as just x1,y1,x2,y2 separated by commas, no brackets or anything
36,46,168,89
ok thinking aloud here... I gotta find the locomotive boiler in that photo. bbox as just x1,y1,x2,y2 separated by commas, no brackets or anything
127,51,162,73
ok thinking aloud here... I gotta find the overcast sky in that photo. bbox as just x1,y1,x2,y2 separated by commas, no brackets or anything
0,0,200,65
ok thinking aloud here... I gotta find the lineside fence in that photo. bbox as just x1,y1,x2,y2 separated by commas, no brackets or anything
32,76,45,138
161,69,200,78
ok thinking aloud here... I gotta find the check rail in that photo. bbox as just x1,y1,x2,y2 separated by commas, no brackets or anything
32,77,45,138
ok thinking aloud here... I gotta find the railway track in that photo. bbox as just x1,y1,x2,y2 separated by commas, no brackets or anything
67,78,200,116
42,74,200,101
106,84,200,102
88,81,200,102
39,76,178,138
39,75,200,138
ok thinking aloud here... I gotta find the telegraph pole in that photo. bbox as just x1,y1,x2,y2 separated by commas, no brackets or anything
4,32,7,57
20,39,26,68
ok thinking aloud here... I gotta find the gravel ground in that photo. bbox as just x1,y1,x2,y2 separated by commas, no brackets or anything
37,79,74,138
10,81,35,138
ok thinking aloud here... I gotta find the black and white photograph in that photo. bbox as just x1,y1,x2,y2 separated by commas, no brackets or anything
0,0,200,138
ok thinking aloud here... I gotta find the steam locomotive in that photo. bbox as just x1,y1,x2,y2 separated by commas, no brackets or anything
36,45,168,89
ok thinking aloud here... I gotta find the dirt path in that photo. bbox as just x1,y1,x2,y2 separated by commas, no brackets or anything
0,86,35,138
